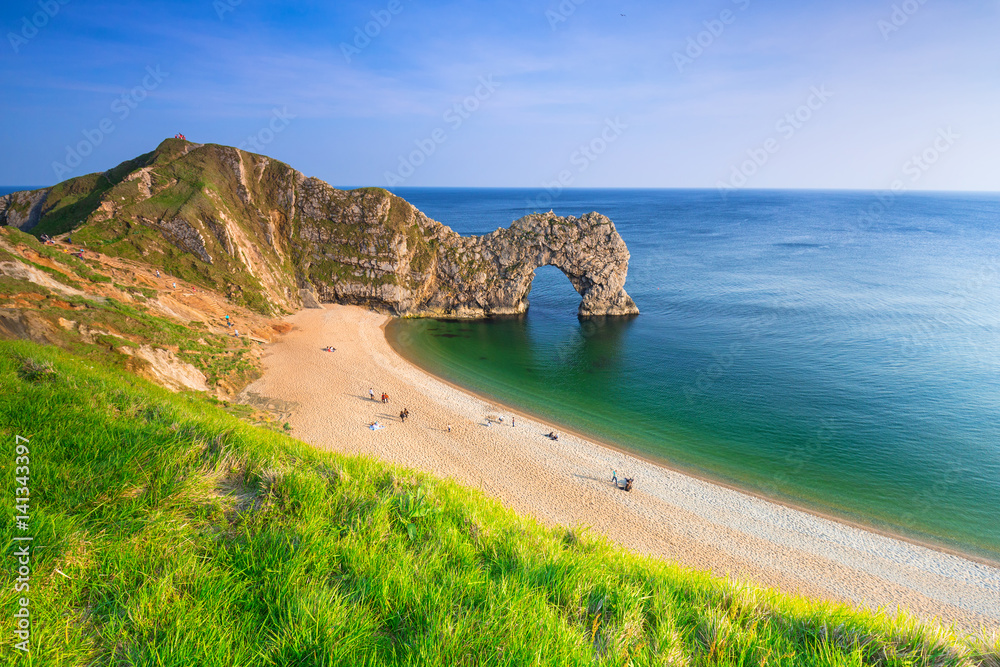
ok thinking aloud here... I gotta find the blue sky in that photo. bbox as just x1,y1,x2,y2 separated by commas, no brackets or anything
1,0,997,190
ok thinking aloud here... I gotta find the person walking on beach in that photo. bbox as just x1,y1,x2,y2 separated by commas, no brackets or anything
369,388,375,401
382,392,389,403
399,410,406,423
447,424,452,433
612,470,618,485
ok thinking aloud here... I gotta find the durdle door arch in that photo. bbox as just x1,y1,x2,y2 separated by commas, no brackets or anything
524,249,639,319
418,211,641,319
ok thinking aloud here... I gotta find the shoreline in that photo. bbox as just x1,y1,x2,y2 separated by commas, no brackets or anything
244,304,1000,633
383,318,1000,571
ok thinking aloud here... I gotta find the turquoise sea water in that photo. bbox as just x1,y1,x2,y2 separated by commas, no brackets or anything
386,188,1000,563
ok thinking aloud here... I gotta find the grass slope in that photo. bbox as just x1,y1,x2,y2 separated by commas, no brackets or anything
0,227,265,391
1,342,997,666
24,140,296,315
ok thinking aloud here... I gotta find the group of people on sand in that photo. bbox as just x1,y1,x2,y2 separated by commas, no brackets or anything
611,469,634,492
485,415,516,428
364,387,406,425
361,386,633,491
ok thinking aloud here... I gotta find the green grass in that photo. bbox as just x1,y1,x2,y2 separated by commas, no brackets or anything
0,276,50,298
113,283,157,300
1,228,105,286
30,175,112,238
68,213,279,316
1,341,997,665
1,227,267,391
39,296,257,388
16,145,290,317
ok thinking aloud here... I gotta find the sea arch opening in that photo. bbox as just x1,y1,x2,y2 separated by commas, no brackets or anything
525,264,584,318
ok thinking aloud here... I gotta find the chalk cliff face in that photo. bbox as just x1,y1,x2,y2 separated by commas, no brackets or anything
1,139,638,318
0,189,50,231
297,182,638,317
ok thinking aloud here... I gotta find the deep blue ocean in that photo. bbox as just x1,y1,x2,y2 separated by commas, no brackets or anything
386,188,1000,563
0,187,41,196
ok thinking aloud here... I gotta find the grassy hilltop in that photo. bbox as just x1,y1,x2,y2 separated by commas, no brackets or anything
2,342,999,665
5,139,301,315
1,139,451,317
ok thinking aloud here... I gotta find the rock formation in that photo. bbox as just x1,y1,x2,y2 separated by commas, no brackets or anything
424,212,639,317
0,189,50,231
296,183,638,318
1,139,639,318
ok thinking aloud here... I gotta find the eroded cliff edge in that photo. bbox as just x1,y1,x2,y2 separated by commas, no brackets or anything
1,139,638,318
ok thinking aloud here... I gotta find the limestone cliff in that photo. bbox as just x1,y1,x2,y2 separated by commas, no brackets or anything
0,189,50,231
423,212,638,318
1,139,638,318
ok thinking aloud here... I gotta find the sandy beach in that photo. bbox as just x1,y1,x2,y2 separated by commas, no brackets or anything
242,304,1000,633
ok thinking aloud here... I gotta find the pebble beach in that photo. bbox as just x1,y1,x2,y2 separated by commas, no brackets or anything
242,304,1000,634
